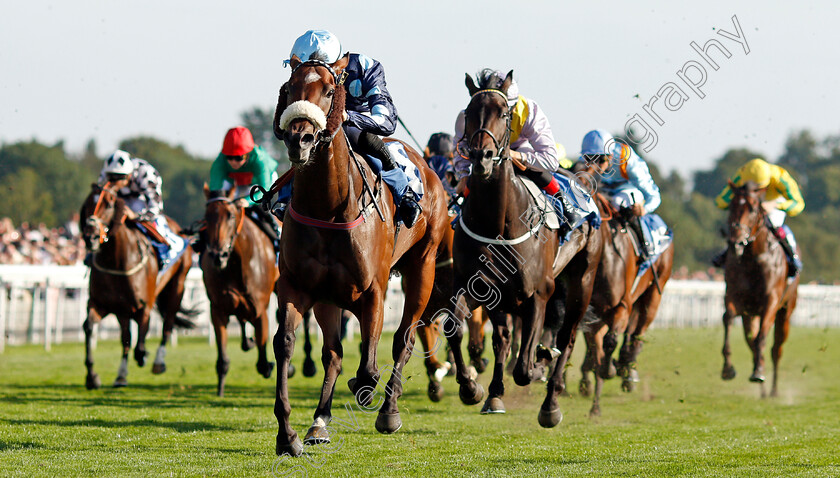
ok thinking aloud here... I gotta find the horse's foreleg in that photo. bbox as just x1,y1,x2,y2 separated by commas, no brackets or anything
376,257,437,434
771,305,793,398
114,315,131,388
304,303,344,445
301,309,317,377
444,291,484,406
212,310,230,397
480,313,511,415
255,312,275,379
154,268,189,375
83,306,103,390
599,305,629,380
240,319,255,352
350,286,385,409
505,314,521,377
467,307,489,373
721,302,737,380
752,302,780,396
511,296,548,387
134,310,151,369
580,323,604,398
274,285,308,457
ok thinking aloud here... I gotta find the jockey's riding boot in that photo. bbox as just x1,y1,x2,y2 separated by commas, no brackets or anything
249,206,282,252
552,191,582,237
399,189,423,228
627,214,651,261
711,248,726,268
83,252,93,268
775,232,801,277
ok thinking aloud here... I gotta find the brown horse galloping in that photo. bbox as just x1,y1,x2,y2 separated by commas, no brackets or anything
270,54,447,456
80,183,195,389
721,181,798,397
200,186,278,397
573,161,674,416
447,71,603,427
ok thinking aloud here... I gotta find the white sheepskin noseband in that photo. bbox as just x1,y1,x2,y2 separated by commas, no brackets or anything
279,100,327,131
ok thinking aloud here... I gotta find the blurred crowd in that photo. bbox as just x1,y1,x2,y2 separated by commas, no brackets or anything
0,215,86,265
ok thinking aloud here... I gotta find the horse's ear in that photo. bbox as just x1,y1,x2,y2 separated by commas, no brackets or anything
273,82,290,140
727,179,736,189
288,54,301,71
330,53,350,74
203,182,210,198
465,73,479,96
501,70,514,96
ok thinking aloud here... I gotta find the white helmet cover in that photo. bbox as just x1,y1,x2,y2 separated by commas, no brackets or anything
103,149,134,175
287,29,342,65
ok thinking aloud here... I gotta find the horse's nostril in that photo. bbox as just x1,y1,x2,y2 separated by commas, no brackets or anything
301,134,315,146
484,150,494,160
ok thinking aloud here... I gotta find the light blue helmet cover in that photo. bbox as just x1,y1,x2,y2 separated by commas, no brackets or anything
580,129,615,157
285,29,342,67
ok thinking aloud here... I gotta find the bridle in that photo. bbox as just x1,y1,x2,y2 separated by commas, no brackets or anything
460,89,513,164
729,193,764,248
287,59,347,151
205,196,245,262
86,183,119,246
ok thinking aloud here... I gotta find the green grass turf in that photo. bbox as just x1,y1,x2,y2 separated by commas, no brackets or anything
1,326,839,477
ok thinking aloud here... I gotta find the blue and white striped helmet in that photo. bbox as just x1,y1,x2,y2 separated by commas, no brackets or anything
286,30,343,66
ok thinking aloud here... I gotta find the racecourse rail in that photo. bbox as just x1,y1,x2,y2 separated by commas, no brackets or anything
1,265,838,352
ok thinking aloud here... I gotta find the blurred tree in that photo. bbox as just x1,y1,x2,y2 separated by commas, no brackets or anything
693,147,766,199
0,168,55,225
240,106,290,172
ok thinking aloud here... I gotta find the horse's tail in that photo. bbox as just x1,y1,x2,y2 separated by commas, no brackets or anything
173,305,200,330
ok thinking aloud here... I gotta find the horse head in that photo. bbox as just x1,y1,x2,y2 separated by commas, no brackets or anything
203,185,241,270
727,180,764,257
81,182,124,253
461,70,514,180
274,54,349,165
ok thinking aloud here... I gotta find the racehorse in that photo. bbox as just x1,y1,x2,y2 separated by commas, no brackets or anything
269,53,448,456
200,186,278,396
573,161,674,416
721,180,798,397
80,183,195,389
446,71,603,427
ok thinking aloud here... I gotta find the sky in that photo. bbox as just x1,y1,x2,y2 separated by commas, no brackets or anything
1,1,837,178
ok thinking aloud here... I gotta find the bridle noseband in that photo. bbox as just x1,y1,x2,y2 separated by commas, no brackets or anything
729,194,764,248
461,89,513,164
287,60,347,151
86,184,118,246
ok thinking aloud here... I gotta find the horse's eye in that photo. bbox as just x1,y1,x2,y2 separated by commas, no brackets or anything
326,89,335,98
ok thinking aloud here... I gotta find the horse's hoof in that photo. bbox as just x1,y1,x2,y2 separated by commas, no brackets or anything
579,379,592,397
749,372,765,383
113,377,128,388
466,366,479,381
85,374,101,390
276,435,304,457
721,365,737,380
151,363,166,375
459,381,484,405
480,396,506,414
621,379,636,393
303,426,330,445
286,363,295,379
375,411,402,434
427,381,444,402
446,362,457,377
589,405,601,417
599,361,617,380
258,361,275,379
302,358,317,377
538,407,563,428
135,354,147,368
241,337,256,352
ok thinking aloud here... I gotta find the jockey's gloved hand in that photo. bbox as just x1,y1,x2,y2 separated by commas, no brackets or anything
137,212,155,222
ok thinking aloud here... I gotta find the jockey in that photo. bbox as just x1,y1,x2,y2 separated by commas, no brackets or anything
578,129,661,255
712,158,804,276
453,68,584,234
96,150,186,266
425,132,457,197
206,126,282,251
281,29,423,228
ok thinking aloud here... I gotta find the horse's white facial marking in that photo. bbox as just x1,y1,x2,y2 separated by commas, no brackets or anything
304,71,321,85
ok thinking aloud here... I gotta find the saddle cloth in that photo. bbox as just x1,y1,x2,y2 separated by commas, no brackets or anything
636,213,673,278
363,142,424,199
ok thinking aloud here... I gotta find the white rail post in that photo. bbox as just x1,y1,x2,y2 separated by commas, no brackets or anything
0,283,7,353
27,285,38,344
43,279,52,351
54,286,65,345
